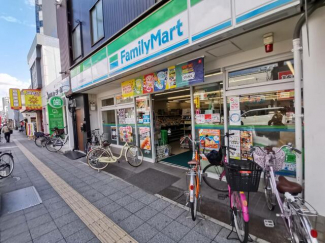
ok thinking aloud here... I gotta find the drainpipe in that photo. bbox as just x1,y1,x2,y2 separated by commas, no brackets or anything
293,1,324,185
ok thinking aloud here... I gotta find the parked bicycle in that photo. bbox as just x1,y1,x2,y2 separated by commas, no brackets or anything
85,129,109,153
0,151,14,179
252,144,319,243
45,127,69,152
35,130,56,148
86,134,143,171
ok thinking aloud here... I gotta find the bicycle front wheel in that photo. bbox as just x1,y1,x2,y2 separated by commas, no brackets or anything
126,146,143,167
264,174,275,211
45,138,63,152
0,153,14,178
202,164,228,192
231,191,249,243
87,148,111,170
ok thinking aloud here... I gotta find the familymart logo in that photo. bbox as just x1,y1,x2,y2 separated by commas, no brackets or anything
109,19,185,71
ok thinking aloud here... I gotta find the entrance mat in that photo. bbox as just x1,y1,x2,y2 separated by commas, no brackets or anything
126,168,180,194
103,164,135,180
161,151,192,168
1,186,42,216
64,150,86,160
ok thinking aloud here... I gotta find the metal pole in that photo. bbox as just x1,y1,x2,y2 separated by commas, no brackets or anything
222,69,229,162
293,38,303,185
190,86,196,153
149,94,156,162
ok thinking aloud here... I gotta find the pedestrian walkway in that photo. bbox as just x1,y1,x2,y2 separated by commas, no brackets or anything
0,132,268,243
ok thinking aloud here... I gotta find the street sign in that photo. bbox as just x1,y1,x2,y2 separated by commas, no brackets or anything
49,96,63,109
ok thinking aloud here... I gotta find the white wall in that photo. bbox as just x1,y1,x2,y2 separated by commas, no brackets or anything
302,6,325,217
41,46,61,86
88,94,99,130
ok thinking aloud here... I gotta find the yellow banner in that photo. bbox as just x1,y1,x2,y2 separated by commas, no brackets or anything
166,66,176,89
9,88,22,110
121,80,135,98
23,89,42,110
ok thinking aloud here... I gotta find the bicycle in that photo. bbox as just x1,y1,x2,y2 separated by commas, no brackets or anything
85,129,110,153
0,151,14,179
35,130,56,148
45,127,69,152
86,134,143,171
251,144,319,243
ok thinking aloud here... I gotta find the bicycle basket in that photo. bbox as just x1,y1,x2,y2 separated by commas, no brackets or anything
206,149,223,166
252,148,285,172
225,159,262,192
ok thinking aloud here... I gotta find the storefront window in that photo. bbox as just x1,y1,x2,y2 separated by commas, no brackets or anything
194,82,224,168
102,110,117,145
101,97,114,107
136,96,152,158
116,95,133,105
227,89,296,177
117,107,136,146
228,60,294,87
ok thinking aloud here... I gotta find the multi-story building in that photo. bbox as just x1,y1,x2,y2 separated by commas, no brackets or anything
56,0,325,223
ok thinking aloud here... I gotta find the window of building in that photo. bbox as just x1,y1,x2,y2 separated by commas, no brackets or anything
228,59,294,88
90,0,104,45
101,97,114,107
72,24,82,60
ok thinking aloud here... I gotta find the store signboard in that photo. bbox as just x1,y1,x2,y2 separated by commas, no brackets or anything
143,73,156,94
48,104,64,135
155,69,167,92
22,89,42,110
134,77,144,95
122,80,135,98
176,58,204,87
9,88,22,110
166,66,176,89
49,96,63,109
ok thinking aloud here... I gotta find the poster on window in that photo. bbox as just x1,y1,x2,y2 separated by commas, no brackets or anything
176,58,204,87
134,77,143,96
199,129,220,151
119,126,133,143
143,73,156,94
121,80,135,98
111,126,117,140
229,110,241,125
166,66,176,89
139,127,151,151
229,130,241,159
118,109,126,124
229,96,240,110
240,131,253,160
155,69,167,92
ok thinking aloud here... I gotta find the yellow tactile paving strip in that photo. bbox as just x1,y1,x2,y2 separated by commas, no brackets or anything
14,139,137,243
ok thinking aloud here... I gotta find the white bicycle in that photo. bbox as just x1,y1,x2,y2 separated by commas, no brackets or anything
45,127,69,152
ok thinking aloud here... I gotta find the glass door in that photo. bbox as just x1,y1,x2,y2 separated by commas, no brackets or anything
102,109,117,145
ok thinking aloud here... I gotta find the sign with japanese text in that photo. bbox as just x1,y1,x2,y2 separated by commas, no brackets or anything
155,69,167,92
122,80,135,98
229,96,240,110
166,66,176,89
22,89,42,110
176,58,204,87
9,88,22,110
49,96,63,109
143,73,156,94
134,77,143,96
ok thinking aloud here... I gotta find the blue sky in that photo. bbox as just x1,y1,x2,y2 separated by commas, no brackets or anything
0,0,36,107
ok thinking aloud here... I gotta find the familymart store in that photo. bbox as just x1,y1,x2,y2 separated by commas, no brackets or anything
71,0,301,178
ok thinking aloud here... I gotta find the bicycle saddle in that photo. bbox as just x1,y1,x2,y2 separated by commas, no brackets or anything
277,176,302,195
188,160,199,165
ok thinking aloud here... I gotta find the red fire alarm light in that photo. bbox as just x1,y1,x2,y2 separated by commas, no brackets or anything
263,33,274,53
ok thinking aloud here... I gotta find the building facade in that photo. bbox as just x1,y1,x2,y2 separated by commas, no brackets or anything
57,0,325,218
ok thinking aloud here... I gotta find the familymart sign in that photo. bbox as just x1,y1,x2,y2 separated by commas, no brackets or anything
108,9,189,74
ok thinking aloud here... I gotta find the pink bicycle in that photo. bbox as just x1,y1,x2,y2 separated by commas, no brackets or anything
219,133,263,243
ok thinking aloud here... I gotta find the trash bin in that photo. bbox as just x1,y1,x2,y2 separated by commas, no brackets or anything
161,130,168,144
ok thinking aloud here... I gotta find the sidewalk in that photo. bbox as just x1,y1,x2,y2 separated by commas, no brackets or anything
0,132,269,242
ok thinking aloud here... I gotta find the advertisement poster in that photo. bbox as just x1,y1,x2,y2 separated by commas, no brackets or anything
166,66,176,89
122,80,135,98
229,96,240,110
229,110,241,125
195,114,205,124
134,77,143,96
240,131,253,160
229,130,241,159
119,126,133,143
111,126,117,140
143,73,156,94
143,114,150,124
204,114,212,123
9,88,22,110
22,89,42,110
155,69,167,92
118,109,126,124
212,113,221,123
139,127,151,151
176,58,204,87
48,105,64,135
199,129,220,150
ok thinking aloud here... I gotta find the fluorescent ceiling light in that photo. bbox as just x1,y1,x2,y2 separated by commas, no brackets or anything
167,95,190,100
204,71,223,77
154,89,189,96
286,61,295,75
229,77,256,83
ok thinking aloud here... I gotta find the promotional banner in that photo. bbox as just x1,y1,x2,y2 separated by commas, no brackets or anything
143,73,156,94
139,127,151,151
229,130,241,159
155,69,167,92
198,129,220,149
166,66,176,89
9,88,22,110
134,77,143,96
176,57,204,87
122,80,135,98
240,131,253,160
48,105,64,135
119,126,133,143
22,89,42,110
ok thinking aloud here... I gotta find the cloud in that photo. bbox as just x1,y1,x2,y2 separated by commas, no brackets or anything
24,0,35,7
0,73,30,109
0,15,35,28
